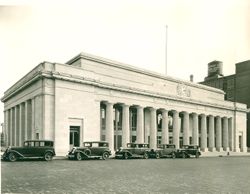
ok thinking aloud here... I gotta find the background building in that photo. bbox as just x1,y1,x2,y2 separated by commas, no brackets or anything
200,60,250,148
1,53,248,155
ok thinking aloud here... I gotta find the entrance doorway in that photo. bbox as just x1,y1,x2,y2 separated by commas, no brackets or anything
69,126,80,149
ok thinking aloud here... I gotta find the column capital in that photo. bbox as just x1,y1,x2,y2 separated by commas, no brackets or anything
121,103,130,108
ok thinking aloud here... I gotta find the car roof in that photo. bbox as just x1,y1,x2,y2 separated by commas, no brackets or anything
83,141,109,144
24,140,54,142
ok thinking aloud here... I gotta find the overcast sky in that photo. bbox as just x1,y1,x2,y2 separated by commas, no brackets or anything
0,0,250,124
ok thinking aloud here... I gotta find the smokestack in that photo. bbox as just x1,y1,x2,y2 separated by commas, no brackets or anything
190,74,194,82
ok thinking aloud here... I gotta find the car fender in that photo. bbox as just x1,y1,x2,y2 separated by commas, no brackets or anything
8,150,24,158
75,149,91,157
122,150,132,156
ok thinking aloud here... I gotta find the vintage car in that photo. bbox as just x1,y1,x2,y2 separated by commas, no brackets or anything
67,141,111,160
2,140,55,162
176,145,201,158
150,144,177,159
115,143,151,159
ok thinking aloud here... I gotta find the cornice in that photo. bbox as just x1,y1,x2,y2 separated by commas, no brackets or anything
66,52,225,95
51,72,246,113
2,68,247,113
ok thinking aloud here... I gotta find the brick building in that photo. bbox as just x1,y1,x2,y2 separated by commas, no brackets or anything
200,60,250,148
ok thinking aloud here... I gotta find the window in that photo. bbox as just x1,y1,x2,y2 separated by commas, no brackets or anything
84,142,91,147
45,141,53,147
101,135,106,141
101,107,106,130
40,142,45,147
36,133,39,140
157,113,162,131
92,143,99,147
131,136,136,143
130,109,137,131
157,136,162,145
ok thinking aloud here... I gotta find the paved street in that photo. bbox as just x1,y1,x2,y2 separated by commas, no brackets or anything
2,156,250,194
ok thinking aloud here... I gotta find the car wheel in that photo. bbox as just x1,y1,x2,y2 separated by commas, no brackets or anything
76,152,82,161
102,152,109,160
143,152,149,159
44,152,53,161
123,152,128,160
172,152,176,159
182,152,186,159
8,153,17,162
155,152,160,159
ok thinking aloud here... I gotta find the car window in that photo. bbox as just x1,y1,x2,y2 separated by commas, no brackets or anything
40,142,45,146
84,143,91,147
24,142,29,147
99,143,108,147
34,142,40,147
92,143,99,147
44,141,53,147
26,142,34,147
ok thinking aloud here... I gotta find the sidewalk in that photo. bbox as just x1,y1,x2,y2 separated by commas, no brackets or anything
200,151,250,157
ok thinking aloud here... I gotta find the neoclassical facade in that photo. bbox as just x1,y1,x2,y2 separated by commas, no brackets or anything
1,52,248,155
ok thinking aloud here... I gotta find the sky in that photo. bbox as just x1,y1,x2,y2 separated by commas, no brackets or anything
0,0,250,125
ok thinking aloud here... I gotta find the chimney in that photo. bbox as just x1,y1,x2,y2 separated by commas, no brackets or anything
190,74,194,82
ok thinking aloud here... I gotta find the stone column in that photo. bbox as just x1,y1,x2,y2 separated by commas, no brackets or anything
200,114,207,151
161,109,169,144
173,110,180,149
4,110,9,146
31,98,35,140
9,108,13,146
24,101,28,141
13,106,18,146
216,116,223,152
150,108,157,149
228,118,233,151
122,104,130,148
192,113,198,145
208,115,215,151
105,102,114,152
183,112,189,145
136,106,144,143
19,104,22,146
222,117,229,151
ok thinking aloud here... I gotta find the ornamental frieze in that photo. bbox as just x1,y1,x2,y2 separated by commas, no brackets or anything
176,83,191,97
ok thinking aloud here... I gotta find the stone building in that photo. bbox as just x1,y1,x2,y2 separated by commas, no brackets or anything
200,60,250,147
1,53,248,156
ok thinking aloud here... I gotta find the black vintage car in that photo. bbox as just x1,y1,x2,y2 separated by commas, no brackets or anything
151,144,177,159
2,140,56,162
67,141,111,160
176,145,201,158
115,143,151,159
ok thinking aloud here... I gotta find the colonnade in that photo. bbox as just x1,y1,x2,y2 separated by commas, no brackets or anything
101,101,235,153
4,99,34,146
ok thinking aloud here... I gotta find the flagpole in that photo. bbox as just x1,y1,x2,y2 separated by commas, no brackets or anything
165,25,168,76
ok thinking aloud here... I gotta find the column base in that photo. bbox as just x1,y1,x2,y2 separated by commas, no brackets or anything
216,147,223,152
242,147,248,153
201,147,208,152
209,147,216,152
223,147,230,152
234,148,241,152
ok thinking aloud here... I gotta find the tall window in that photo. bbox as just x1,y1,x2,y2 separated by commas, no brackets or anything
130,108,137,131
157,113,162,132
101,105,106,130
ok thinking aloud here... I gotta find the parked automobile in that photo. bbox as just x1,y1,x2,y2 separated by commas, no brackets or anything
115,143,151,159
176,145,201,158
2,140,55,162
67,141,111,160
150,144,177,159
